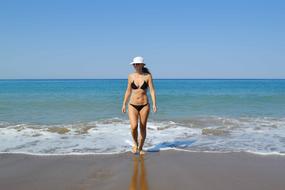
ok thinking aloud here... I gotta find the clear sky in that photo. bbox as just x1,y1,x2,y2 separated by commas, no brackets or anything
0,0,284,79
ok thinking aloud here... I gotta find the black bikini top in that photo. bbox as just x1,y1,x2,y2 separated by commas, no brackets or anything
131,80,148,90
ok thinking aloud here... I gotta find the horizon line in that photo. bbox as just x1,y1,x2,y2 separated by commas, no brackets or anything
1,78,285,80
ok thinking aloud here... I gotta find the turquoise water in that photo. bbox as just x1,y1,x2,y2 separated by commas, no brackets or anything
0,79,285,155
1,79,284,123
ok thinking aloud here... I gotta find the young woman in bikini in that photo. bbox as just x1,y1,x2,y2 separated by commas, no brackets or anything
122,56,157,155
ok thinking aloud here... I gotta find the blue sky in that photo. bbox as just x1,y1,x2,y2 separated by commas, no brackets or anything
0,0,284,79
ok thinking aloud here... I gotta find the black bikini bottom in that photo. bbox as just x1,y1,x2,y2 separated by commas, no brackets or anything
129,103,149,112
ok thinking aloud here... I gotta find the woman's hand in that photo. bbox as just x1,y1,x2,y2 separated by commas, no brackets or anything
122,105,126,113
153,104,157,113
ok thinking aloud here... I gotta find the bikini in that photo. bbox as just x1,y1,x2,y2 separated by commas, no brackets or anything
130,80,149,111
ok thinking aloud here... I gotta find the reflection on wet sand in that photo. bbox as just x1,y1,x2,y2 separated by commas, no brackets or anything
129,155,149,190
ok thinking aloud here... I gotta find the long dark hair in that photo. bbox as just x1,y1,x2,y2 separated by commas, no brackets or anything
142,66,151,74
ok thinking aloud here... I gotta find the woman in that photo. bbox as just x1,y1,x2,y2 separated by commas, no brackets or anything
122,56,157,155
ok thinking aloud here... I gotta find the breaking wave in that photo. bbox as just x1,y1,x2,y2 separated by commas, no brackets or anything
0,116,285,155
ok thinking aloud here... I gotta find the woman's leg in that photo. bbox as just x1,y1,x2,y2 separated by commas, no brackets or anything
128,104,139,153
138,104,150,154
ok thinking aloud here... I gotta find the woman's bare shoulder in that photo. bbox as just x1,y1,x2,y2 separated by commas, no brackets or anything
128,73,136,80
145,73,152,80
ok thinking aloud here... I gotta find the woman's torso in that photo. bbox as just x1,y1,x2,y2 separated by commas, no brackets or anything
129,73,149,105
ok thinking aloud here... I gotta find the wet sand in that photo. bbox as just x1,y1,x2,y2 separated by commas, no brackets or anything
0,151,285,190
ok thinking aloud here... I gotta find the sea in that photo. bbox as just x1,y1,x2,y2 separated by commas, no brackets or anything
0,79,284,155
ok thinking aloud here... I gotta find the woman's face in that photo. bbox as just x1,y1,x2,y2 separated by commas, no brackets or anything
133,63,144,71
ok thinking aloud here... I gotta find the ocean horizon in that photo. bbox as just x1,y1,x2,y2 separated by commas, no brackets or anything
1,78,285,80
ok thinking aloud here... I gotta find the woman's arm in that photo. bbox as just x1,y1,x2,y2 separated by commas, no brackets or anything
122,75,132,113
148,74,157,112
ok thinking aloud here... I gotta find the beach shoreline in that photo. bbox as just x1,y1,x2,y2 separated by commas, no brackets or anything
1,150,285,190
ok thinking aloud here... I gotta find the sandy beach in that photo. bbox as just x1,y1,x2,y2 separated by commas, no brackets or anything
0,151,285,190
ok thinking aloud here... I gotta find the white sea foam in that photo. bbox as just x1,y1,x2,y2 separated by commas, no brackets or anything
0,116,285,155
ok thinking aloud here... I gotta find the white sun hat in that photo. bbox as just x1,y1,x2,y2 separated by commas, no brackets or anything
130,56,145,65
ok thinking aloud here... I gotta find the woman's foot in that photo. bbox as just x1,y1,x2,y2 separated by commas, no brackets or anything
132,145,138,154
138,146,145,155
139,150,145,155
